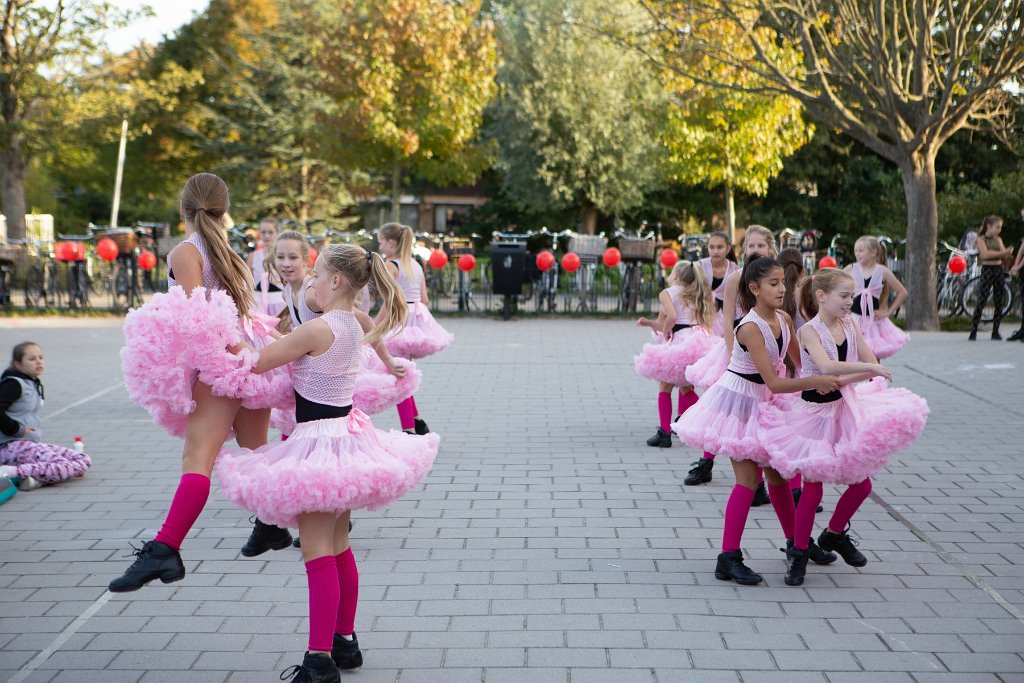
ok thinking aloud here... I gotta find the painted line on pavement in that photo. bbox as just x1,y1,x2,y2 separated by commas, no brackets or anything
9,591,114,683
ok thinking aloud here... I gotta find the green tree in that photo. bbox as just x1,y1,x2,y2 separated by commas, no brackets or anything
490,0,665,233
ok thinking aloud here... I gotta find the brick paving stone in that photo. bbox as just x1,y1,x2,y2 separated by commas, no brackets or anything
1,320,1023,681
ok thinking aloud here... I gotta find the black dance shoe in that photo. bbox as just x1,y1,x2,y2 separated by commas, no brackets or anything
714,550,763,585
108,541,185,592
241,517,293,557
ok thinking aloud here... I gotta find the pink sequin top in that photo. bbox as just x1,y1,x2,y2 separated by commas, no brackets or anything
727,309,790,376
168,233,224,292
292,310,361,407
392,259,423,303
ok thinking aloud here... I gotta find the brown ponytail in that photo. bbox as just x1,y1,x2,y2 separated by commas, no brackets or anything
777,248,804,322
180,173,254,318
320,244,407,346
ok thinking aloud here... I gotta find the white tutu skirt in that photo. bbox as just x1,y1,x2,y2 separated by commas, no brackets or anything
215,410,439,528
856,316,909,359
385,302,454,359
762,378,929,485
634,328,715,386
685,337,729,390
121,287,293,438
270,349,421,433
672,371,784,465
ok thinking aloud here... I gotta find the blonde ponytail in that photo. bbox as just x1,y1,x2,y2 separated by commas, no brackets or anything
689,264,715,331
319,243,407,346
379,222,415,277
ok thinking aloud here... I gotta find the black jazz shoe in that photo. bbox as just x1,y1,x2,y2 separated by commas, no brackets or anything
280,651,340,683
784,538,837,565
414,417,430,435
332,633,363,670
108,541,185,592
646,428,672,448
751,480,771,506
715,550,763,585
683,458,714,485
241,517,293,557
784,547,809,586
1007,329,1024,342
818,527,867,567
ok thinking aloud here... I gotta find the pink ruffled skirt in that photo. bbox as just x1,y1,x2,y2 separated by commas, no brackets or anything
672,370,780,465
634,327,715,386
215,410,439,528
386,302,454,359
856,316,909,359
761,378,928,484
120,287,292,438
685,337,729,390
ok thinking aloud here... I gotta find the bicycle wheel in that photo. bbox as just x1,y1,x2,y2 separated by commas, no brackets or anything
114,265,130,309
46,263,63,308
24,267,43,308
73,266,90,309
961,276,1012,323
0,264,12,306
935,276,963,318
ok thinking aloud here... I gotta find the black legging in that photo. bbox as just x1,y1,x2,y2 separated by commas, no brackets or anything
971,264,1007,330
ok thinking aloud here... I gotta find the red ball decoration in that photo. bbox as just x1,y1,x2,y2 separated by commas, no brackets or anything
97,238,119,263
659,249,679,269
138,250,157,271
53,242,68,262
948,255,967,274
602,247,621,268
457,254,476,272
307,246,318,268
536,250,555,272
428,249,449,269
561,252,581,273
69,243,87,261
818,255,838,269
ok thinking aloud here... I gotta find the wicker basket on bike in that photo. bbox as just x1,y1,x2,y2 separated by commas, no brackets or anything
568,235,607,260
618,238,655,262
98,229,137,256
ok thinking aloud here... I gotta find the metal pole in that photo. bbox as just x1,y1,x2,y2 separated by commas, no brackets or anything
110,115,129,228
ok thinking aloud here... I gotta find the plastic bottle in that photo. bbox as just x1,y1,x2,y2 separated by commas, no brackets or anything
73,437,84,453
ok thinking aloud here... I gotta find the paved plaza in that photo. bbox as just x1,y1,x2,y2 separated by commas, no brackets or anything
1,316,1023,683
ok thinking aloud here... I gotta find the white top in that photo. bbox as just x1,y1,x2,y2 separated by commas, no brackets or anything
392,259,423,303
292,311,361,407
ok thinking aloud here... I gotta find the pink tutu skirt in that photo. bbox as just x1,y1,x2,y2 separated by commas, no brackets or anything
855,316,909,359
386,302,454,359
634,327,715,386
761,378,929,484
215,410,439,528
672,371,782,465
121,287,292,438
685,337,729,390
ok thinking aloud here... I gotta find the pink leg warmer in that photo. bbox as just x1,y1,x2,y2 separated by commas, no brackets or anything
789,472,803,490
722,484,756,552
306,556,340,652
703,451,715,460
335,549,359,636
767,481,795,540
829,479,872,532
677,389,698,417
657,391,672,433
154,473,210,550
409,395,419,416
792,481,823,550
396,398,416,431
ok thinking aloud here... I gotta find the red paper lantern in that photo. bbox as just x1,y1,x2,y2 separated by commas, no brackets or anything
97,238,119,263
602,247,621,268
659,249,679,269
561,252,581,273
948,255,967,274
536,250,555,272
68,242,86,262
818,255,838,269
138,251,157,271
457,254,476,272
307,247,318,268
428,249,449,269
53,242,68,262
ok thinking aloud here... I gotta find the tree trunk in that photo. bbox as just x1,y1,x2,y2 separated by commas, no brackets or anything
299,160,309,224
0,130,27,240
391,164,402,223
725,182,736,246
898,150,939,331
581,203,598,235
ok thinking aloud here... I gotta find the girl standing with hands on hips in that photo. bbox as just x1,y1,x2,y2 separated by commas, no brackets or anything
377,223,453,435
845,236,909,356
761,269,928,585
634,261,716,447
968,216,1014,341
215,244,439,682
673,257,842,585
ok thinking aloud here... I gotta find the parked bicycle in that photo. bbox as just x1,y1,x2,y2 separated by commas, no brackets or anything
56,235,93,309
21,238,61,309
615,228,656,313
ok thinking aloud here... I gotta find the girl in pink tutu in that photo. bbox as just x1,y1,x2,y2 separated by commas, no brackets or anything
634,261,715,448
111,173,292,592
673,257,842,585
250,217,287,317
683,226,777,491
699,231,739,337
845,235,909,358
761,268,928,585
215,244,439,681
377,223,452,435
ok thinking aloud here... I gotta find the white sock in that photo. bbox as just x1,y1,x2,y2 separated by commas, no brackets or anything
340,634,353,642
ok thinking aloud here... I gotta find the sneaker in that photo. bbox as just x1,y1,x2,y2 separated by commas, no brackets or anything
818,527,867,567
792,488,823,513
240,517,293,557
108,541,186,592
751,480,770,506
714,550,763,585
280,651,340,683
785,538,837,565
16,476,42,491
784,547,809,586
683,458,713,486
332,633,363,670
1008,329,1024,342
413,417,430,435
0,478,16,505
645,428,671,448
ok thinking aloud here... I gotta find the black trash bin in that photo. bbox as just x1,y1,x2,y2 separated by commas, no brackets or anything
490,241,528,319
